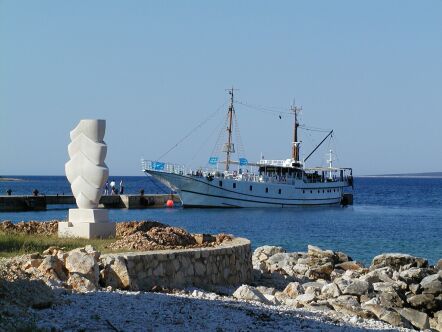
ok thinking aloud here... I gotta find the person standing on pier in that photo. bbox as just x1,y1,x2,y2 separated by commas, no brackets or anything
110,180,117,195
104,181,109,195
119,179,124,194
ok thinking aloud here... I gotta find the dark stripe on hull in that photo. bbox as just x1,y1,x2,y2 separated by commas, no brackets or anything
181,189,341,207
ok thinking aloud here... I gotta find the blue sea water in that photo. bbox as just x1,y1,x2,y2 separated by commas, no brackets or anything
1,176,441,265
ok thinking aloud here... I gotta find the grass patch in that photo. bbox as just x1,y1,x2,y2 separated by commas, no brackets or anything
0,233,117,257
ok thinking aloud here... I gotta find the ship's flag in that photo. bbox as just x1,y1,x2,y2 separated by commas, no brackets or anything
208,157,218,165
239,158,248,166
151,161,165,170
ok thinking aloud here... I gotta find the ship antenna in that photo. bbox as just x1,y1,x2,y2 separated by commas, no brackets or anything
224,87,238,171
291,101,302,164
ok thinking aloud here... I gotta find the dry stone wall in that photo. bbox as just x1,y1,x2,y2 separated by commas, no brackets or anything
101,237,252,290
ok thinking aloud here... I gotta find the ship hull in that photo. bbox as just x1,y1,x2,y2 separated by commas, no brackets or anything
145,170,348,208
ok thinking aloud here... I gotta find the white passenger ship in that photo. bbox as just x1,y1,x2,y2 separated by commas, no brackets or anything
142,89,353,207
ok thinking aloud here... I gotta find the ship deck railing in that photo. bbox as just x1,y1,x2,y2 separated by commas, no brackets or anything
142,159,352,185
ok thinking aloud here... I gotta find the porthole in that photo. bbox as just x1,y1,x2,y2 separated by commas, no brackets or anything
233,183,236,189
219,181,222,187
249,185,253,191
265,187,268,193
278,189,282,194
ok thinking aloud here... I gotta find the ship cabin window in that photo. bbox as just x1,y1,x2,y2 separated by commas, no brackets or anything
278,189,282,194
318,190,320,193
310,190,312,194
265,187,268,193
323,190,325,193
233,183,236,189
303,190,305,194
249,185,253,191
219,181,222,187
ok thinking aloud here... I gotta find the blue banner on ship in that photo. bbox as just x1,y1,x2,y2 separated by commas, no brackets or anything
239,158,248,166
151,161,165,170
208,157,218,165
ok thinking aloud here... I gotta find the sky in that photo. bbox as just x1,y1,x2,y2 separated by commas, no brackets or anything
1,0,441,176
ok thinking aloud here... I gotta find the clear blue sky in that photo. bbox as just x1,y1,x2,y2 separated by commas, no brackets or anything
1,1,441,176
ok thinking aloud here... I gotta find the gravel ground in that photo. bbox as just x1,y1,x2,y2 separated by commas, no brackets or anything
33,290,412,332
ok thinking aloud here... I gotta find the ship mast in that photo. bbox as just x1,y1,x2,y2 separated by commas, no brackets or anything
291,103,302,165
224,87,237,171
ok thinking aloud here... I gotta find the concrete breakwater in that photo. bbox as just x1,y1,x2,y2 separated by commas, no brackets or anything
0,194,181,211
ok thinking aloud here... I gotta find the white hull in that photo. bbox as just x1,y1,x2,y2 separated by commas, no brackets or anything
145,170,347,208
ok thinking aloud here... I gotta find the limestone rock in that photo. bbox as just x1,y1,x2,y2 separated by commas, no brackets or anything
436,259,442,271
335,261,364,271
399,267,429,284
420,273,442,295
378,289,405,308
283,282,303,298
307,245,335,260
342,280,370,296
407,293,437,310
233,285,271,304
295,293,316,306
266,253,299,272
65,248,99,285
372,281,397,293
67,273,97,292
396,307,430,330
329,295,370,318
100,256,131,289
362,303,411,328
305,262,334,280
321,283,341,298
38,255,67,281
371,253,427,271
256,286,276,296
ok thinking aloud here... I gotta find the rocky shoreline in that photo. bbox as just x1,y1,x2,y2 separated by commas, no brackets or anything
0,221,441,331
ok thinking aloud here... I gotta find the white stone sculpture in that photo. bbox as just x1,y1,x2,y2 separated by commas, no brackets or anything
58,119,116,239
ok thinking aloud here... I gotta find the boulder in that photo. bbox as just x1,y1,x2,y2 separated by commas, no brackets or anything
342,280,370,296
65,248,99,286
233,285,271,304
335,261,364,271
372,281,397,293
256,286,276,296
371,253,427,271
335,251,351,263
396,307,430,330
266,253,299,272
295,293,316,306
409,283,420,294
38,255,67,281
328,295,370,318
307,245,335,260
333,277,350,293
283,282,303,298
379,289,405,309
362,303,411,328
399,267,429,284
436,259,442,271
407,293,437,310
100,256,131,289
321,283,341,298
420,273,442,295
67,273,97,292
305,262,334,280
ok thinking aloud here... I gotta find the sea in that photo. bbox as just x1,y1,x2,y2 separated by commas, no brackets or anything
1,176,441,265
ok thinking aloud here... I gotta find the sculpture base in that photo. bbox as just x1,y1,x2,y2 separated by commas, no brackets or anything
58,209,116,239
